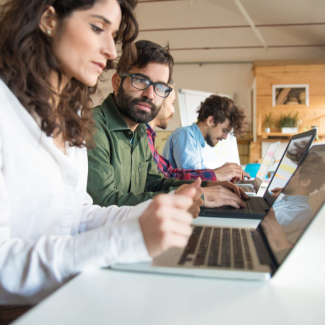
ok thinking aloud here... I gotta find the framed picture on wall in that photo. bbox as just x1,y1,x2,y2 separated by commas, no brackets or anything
272,84,309,107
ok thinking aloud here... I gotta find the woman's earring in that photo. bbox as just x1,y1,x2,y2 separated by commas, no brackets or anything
47,30,51,35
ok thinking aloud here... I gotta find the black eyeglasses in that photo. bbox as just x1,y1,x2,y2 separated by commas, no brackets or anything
120,73,172,98
222,128,231,136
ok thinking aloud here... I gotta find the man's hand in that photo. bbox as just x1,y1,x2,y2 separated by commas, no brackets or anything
213,162,246,183
261,209,291,252
271,187,283,199
139,187,196,258
175,178,203,218
202,186,246,208
243,172,251,179
206,181,250,200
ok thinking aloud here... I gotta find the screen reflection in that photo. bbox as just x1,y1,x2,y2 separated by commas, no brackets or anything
262,149,325,264
268,136,312,194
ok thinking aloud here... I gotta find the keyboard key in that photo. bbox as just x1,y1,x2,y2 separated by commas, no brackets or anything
194,227,212,266
220,228,231,267
241,229,253,269
178,227,203,265
232,229,244,268
207,228,221,266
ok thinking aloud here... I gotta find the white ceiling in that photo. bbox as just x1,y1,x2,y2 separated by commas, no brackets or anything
1,0,324,63
135,0,325,63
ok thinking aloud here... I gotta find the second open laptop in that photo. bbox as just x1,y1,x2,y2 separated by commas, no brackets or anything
200,129,316,219
113,144,325,281
237,141,280,195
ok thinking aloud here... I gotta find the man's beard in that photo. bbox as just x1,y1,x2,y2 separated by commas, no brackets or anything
206,132,223,147
157,112,173,130
114,84,161,124
205,133,215,147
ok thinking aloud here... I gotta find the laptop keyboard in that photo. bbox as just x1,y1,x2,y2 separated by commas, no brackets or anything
205,197,270,214
208,200,253,213
239,180,253,185
178,226,253,269
241,186,255,193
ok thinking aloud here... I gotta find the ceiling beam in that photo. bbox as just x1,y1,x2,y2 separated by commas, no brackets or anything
174,61,253,65
169,44,325,51
234,0,268,50
139,22,325,33
117,44,325,54
138,0,185,3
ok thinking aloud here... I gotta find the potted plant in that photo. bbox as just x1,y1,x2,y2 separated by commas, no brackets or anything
262,113,274,133
278,112,300,134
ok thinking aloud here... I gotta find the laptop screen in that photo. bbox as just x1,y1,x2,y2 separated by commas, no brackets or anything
260,145,325,265
252,141,280,192
263,130,316,206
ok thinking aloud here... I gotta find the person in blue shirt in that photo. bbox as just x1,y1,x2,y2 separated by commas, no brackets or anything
272,152,325,245
162,94,249,182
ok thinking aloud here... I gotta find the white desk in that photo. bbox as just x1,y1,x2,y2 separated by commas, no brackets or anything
14,214,325,325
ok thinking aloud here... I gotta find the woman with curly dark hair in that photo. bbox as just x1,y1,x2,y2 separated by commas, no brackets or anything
0,0,195,321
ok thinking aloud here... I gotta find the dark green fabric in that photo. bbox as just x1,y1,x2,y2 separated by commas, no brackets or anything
87,94,206,207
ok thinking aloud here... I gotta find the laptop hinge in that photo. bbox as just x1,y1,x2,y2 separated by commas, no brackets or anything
251,228,278,274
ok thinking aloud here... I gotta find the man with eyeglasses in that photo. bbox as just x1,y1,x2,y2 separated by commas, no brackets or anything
162,95,249,182
87,40,248,214
146,80,219,182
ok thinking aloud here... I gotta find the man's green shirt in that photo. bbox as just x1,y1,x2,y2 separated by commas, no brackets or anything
87,94,207,207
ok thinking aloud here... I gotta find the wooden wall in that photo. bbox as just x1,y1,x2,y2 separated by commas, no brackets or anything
255,64,325,131
249,61,325,163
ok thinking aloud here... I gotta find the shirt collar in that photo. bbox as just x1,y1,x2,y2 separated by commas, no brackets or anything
101,93,147,136
146,123,157,139
191,123,206,148
278,195,310,203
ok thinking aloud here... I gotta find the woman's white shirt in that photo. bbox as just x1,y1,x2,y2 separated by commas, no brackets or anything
0,79,151,304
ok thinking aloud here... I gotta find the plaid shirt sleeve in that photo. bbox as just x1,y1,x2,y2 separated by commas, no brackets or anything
146,127,217,182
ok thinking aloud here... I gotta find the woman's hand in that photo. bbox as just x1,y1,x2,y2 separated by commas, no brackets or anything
139,186,196,258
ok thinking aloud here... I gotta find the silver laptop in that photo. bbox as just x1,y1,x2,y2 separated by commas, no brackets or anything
199,129,316,219
113,144,325,281
237,141,280,196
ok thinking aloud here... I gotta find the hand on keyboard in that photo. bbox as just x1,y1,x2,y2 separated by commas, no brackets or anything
202,185,246,209
213,162,246,183
139,189,196,258
175,178,204,218
243,172,251,179
207,181,250,200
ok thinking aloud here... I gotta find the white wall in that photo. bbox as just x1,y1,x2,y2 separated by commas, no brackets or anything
168,63,254,131
93,63,254,132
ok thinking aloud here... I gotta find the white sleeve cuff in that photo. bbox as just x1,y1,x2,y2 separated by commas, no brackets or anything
64,217,151,276
126,199,152,219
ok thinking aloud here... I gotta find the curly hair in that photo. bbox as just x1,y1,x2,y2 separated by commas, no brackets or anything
0,0,138,148
117,40,174,83
197,95,248,136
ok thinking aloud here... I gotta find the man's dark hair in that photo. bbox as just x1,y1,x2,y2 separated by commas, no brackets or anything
298,153,325,194
196,95,248,136
117,40,174,83
286,139,309,165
